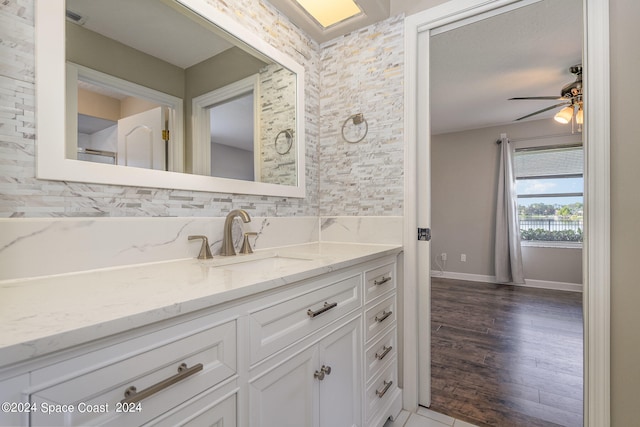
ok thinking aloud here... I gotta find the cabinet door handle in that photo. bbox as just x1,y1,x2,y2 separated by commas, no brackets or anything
375,380,393,398
314,364,332,380
375,345,393,360
374,276,391,286
375,310,392,323
121,362,203,404
307,302,337,318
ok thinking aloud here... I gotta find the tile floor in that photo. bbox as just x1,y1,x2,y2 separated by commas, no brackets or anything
384,407,478,427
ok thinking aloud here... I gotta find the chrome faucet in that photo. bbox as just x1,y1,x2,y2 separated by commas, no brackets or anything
220,209,252,256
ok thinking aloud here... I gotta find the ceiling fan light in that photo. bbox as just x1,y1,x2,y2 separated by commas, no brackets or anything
576,105,584,125
554,105,574,124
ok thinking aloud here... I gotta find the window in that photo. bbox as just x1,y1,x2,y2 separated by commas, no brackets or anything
514,145,583,243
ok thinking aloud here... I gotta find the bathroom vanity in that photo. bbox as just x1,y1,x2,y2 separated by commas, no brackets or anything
0,243,402,426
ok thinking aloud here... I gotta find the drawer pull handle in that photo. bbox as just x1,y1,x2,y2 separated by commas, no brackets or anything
376,380,393,398
307,302,337,318
121,362,203,404
375,345,393,360
314,365,332,380
375,310,392,323
374,276,391,286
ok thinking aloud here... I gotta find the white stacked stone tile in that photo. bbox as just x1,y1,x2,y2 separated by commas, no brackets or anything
318,15,405,217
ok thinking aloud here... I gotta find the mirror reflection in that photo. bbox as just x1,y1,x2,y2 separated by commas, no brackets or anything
65,0,298,186
208,91,256,181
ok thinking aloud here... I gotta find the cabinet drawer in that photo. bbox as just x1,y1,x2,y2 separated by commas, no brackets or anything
364,263,395,303
30,320,236,427
249,274,361,364
364,359,398,421
364,295,396,343
144,379,237,427
364,328,396,383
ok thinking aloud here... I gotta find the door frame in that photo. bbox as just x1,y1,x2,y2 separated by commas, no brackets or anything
192,74,261,178
402,0,610,425
66,62,185,173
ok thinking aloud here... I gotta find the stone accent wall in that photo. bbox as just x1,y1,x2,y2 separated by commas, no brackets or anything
318,15,405,216
0,0,320,218
259,63,297,186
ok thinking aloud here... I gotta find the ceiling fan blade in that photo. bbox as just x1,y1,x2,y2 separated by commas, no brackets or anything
515,102,570,121
509,96,565,100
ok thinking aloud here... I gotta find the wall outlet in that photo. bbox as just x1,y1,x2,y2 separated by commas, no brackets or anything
441,253,447,261
461,254,466,262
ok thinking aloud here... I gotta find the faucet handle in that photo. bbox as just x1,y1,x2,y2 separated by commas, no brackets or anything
240,232,258,254
188,235,213,260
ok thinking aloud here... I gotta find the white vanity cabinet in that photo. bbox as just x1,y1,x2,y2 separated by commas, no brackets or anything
362,261,402,427
249,316,362,427
247,256,401,427
0,250,402,427
247,268,363,427
0,373,30,427
27,312,238,427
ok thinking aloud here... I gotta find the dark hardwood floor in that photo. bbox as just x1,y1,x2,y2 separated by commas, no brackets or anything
429,277,583,427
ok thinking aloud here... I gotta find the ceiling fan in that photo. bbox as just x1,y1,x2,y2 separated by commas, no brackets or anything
510,64,583,124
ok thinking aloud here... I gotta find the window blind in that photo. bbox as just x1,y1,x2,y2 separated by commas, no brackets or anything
514,146,583,178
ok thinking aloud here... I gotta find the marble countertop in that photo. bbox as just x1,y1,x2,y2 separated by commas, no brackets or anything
0,242,401,368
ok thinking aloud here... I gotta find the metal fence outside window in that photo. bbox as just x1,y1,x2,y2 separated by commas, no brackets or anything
519,218,583,232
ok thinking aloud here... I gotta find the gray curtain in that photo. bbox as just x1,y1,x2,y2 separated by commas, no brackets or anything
495,136,525,284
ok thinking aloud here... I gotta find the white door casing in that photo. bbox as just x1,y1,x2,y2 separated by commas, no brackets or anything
192,74,261,177
403,0,610,425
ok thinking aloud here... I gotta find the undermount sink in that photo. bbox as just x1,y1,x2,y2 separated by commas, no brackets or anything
201,252,314,273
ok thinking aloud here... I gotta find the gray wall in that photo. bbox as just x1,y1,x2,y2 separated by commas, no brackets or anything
210,142,254,181
66,23,185,98
431,119,583,284
610,0,640,423
521,246,582,284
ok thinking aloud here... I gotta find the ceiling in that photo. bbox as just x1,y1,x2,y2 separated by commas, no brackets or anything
66,0,234,69
268,0,391,43
428,0,583,134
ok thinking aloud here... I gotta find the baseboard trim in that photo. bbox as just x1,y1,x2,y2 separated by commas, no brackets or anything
430,270,494,284
522,278,583,292
430,270,583,292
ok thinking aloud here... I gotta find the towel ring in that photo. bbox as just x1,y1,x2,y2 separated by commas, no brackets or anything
341,113,368,143
275,129,294,155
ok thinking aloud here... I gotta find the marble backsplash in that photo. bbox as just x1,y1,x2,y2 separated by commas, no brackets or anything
320,216,403,245
0,216,402,281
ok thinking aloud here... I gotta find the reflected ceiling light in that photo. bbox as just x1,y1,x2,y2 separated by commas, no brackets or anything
575,104,584,125
554,105,575,124
294,0,362,28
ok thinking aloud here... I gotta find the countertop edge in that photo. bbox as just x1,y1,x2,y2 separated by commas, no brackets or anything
0,243,402,370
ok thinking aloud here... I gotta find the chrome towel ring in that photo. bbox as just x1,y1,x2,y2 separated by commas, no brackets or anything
341,113,368,143
275,129,294,155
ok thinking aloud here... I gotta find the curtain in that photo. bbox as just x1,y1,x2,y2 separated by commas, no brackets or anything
495,136,525,284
